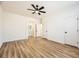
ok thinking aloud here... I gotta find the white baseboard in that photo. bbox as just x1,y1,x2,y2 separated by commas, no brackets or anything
46,36,64,44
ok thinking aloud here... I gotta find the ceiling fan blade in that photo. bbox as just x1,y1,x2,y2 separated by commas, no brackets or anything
31,4,37,10
36,5,38,10
32,12,35,14
36,5,38,7
38,12,41,15
39,6,44,10
39,11,46,13
27,9,35,11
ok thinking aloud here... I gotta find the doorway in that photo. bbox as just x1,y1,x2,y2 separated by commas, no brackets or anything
28,23,43,37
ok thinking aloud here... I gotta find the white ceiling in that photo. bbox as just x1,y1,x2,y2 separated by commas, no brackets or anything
1,1,79,19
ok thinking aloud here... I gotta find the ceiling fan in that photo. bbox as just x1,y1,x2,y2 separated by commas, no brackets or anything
27,4,46,15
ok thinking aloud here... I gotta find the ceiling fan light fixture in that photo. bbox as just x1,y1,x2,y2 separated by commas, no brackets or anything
35,11,39,13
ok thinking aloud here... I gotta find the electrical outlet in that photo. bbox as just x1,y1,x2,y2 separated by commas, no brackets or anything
46,30,47,32
77,42,79,44
77,29,79,32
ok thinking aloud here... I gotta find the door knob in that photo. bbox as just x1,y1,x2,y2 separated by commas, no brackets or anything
65,32,67,34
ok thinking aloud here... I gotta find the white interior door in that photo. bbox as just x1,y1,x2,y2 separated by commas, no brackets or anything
77,17,79,48
64,16,77,47
37,24,43,37
28,23,36,37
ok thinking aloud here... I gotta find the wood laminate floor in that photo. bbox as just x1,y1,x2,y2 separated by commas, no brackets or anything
0,37,79,58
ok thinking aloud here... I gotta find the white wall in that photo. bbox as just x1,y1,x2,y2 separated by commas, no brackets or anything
0,5,3,47
2,11,38,42
43,14,65,43
43,4,79,44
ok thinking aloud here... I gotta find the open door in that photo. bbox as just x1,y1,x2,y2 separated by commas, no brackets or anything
28,23,43,38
